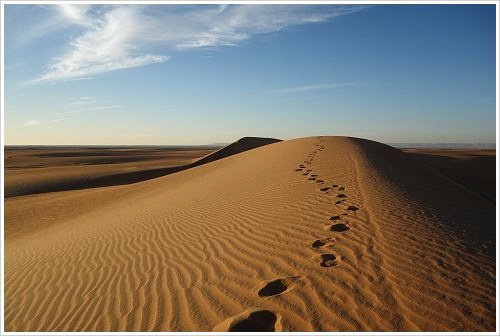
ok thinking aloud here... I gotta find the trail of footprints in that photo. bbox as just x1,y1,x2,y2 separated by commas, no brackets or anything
225,140,361,331
292,140,360,269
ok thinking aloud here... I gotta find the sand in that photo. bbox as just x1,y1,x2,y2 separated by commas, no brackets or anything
3,136,496,331
402,148,496,203
4,146,219,197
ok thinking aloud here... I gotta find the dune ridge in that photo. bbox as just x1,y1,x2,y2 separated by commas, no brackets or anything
4,136,496,331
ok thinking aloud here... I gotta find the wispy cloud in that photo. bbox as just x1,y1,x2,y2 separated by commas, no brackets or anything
56,4,94,27
84,105,122,111
268,82,358,94
65,100,96,107
23,118,67,127
63,96,97,107
62,97,122,113
62,77,93,82
23,4,364,85
7,5,73,49
51,118,67,123
20,97,121,129
23,119,44,127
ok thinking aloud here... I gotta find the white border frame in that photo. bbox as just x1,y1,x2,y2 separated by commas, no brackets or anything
1,1,498,335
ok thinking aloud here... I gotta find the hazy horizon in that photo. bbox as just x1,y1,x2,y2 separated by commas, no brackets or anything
4,140,496,149
4,4,497,145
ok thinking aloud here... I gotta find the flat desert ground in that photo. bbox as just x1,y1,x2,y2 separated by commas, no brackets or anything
3,136,496,331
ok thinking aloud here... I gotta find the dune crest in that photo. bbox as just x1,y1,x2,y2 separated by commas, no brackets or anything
4,136,495,331
193,136,281,165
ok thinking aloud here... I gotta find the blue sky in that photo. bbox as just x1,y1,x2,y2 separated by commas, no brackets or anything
3,4,497,145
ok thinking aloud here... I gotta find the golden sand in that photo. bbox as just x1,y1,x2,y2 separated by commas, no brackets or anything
4,136,496,331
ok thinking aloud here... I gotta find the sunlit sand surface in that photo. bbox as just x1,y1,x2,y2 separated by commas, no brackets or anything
4,136,495,331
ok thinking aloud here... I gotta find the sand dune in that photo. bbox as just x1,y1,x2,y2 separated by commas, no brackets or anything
402,148,496,202
193,136,281,165
5,138,279,198
4,136,496,331
4,147,217,197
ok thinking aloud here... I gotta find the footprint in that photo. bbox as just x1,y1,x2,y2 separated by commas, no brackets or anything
316,180,325,184
330,215,341,220
299,165,306,168
332,184,338,187
331,223,350,232
312,238,334,248
319,253,341,267
308,177,316,181
310,174,318,177
258,279,287,297
302,172,309,176
335,200,345,204
320,187,330,192
306,169,312,172
295,168,302,171
347,206,359,211
338,187,345,191
336,194,347,198
228,310,278,332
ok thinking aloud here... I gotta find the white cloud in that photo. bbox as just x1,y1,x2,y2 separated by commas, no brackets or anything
21,97,120,128
50,118,67,123
24,4,364,85
23,118,68,127
63,96,98,107
62,77,94,82
23,119,44,127
24,5,169,85
62,97,122,114
85,105,122,111
56,4,93,26
8,4,98,49
162,5,359,50
269,83,358,94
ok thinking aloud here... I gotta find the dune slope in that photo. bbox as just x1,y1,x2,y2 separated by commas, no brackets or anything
5,138,279,197
4,147,216,197
4,136,496,331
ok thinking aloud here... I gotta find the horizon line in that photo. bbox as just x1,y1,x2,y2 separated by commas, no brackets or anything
4,141,496,147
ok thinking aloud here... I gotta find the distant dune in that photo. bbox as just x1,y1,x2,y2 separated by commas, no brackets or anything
402,148,496,203
4,136,496,331
193,136,281,165
4,137,279,197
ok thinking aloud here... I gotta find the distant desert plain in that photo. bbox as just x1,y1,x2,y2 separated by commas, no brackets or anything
3,136,496,332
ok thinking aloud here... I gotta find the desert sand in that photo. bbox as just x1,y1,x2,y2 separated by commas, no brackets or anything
402,148,496,203
3,136,496,331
